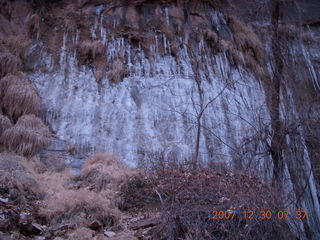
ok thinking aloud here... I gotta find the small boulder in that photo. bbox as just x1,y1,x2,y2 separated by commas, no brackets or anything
104,231,116,237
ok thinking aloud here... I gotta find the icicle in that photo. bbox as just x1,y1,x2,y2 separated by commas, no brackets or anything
300,43,320,92
163,34,167,55
59,32,68,73
90,17,98,39
100,15,107,45
165,8,170,25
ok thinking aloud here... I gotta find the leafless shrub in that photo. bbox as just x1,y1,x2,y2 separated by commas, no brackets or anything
0,114,12,136
0,49,22,78
118,174,157,211
0,114,51,157
77,40,106,65
108,58,128,84
1,74,41,117
121,168,295,240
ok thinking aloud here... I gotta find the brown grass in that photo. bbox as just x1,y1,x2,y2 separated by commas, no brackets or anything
80,153,135,192
0,114,51,157
108,58,128,84
0,114,12,136
36,153,135,235
40,188,119,227
0,73,25,100
228,16,266,77
1,74,41,117
0,152,43,203
228,16,264,61
3,34,30,60
0,49,22,78
37,155,128,231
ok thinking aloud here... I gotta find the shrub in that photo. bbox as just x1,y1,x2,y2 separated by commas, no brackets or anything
0,114,12,136
118,174,158,211
120,168,295,240
152,168,295,240
0,114,51,157
0,73,41,118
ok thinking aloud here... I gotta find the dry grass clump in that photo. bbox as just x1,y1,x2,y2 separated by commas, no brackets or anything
0,152,42,203
108,58,128,84
0,49,22,78
0,114,51,157
0,74,41,118
80,153,134,192
0,73,24,98
228,16,264,64
40,188,119,228
77,40,106,65
0,114,12,136
152,168,294,240
36,153,134,237
226,16,268,79
3,34,30,60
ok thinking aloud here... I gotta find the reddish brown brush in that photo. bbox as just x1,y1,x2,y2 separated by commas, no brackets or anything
0,114,51,157
152,168,295,240
120,168,295,240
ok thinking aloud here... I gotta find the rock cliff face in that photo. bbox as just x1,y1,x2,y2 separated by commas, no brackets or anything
1,0,320,239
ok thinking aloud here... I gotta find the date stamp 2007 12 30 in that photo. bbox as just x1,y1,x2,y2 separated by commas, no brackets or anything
211,210,307,220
